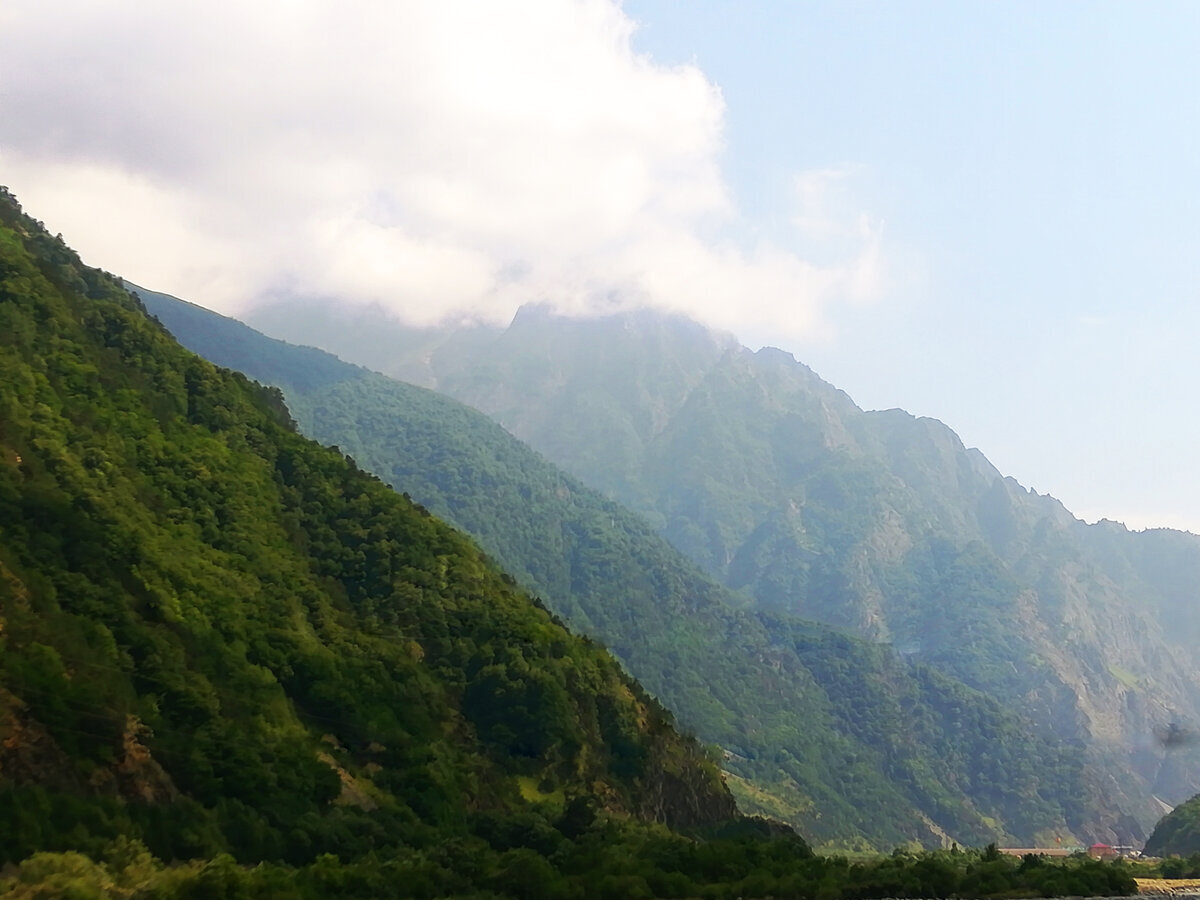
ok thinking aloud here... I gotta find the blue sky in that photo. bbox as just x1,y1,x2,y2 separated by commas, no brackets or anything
1,0,1197,530
628,0,1200,530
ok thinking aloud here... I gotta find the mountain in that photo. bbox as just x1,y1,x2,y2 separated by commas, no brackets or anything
141,287,1139,849
246,299,1200,843
0,189,877,899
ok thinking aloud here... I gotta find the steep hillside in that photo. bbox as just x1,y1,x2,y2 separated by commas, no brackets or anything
248,300,1200,842
1145,794,1200,857
0,190,805,897
145,287,1130,848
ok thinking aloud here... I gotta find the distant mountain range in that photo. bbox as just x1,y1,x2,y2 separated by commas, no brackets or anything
240,295,1200,845
132,286,1178,848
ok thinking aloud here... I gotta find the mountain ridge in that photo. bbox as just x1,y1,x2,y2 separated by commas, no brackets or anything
243,296,1200,841
143,284,1141,847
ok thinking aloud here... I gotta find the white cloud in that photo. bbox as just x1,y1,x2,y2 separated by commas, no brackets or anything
0,0,883,337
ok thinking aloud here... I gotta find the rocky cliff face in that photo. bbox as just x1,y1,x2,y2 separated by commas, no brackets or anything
0,694,176,805
635,738,739,830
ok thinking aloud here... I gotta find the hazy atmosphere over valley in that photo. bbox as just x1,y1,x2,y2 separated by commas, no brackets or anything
3,0,1200,533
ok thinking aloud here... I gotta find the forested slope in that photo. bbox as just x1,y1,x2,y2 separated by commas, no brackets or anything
142,286,1123,849
1145,794,1200,857
0,189,830,897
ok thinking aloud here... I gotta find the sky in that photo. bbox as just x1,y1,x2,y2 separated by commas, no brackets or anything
1,1,1198,532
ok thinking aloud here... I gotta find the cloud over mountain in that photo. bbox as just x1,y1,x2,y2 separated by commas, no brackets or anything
0,0,880,338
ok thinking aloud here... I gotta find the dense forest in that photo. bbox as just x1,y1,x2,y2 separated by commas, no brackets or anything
141,287,1116,849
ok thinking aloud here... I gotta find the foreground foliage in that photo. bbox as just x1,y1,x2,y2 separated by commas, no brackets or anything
0,837,1137,899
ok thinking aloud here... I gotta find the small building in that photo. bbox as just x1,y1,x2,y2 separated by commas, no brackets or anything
1088,843,1119,861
